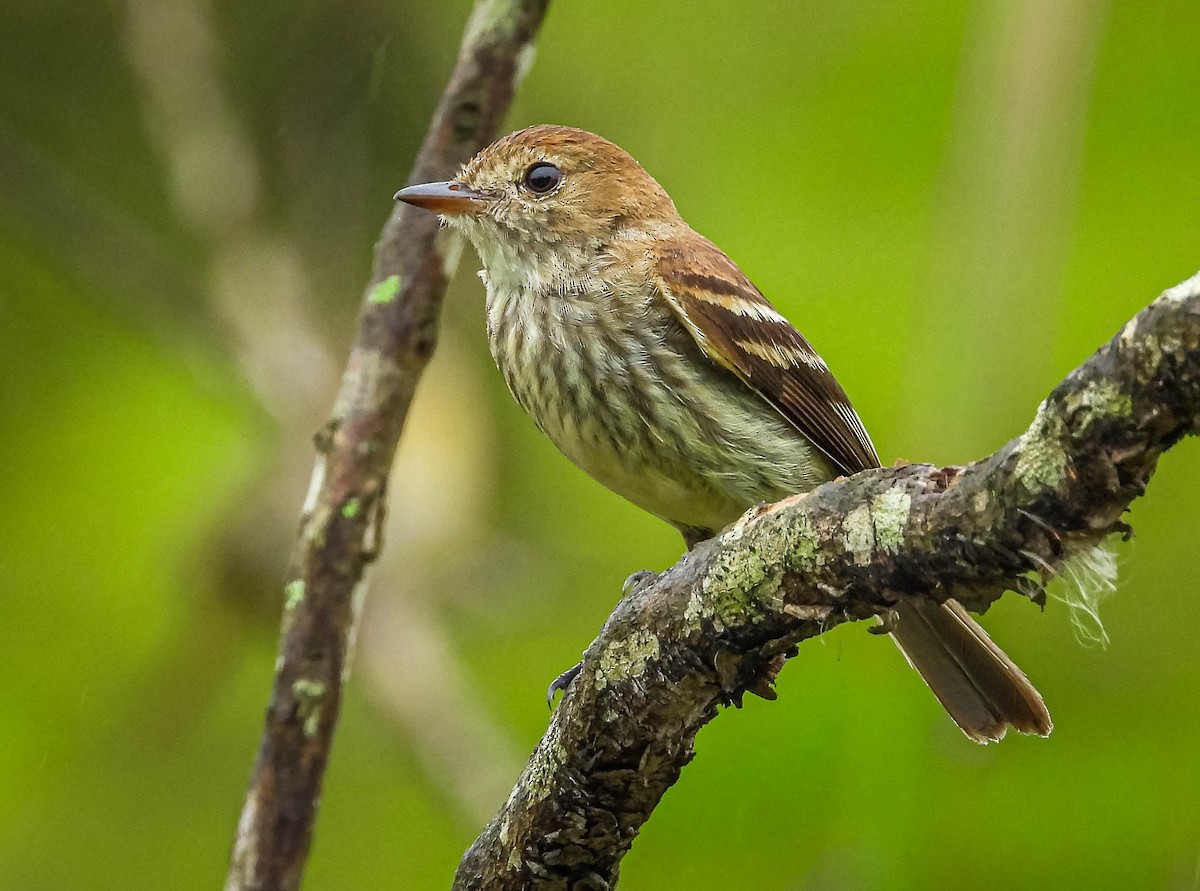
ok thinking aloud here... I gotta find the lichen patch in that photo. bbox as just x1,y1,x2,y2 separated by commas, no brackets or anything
595,629,661,690
1160,271,1200,304
523,721,566,804
1015,400,1068,490
871,488,911,554
1068,381,1132,431
284,579,305,611
292,678,326,738
842,502,875,565
367,274,402,305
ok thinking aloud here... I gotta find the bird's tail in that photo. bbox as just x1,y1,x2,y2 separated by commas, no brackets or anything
888,598,1052,743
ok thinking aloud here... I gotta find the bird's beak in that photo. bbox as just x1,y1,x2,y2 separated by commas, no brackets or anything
394,181,487,216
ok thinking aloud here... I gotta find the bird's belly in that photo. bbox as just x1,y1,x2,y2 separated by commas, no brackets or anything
542,411,751,533
486,285,831,535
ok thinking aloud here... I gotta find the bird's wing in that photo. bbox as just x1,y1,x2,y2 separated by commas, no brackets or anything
652,233,879,476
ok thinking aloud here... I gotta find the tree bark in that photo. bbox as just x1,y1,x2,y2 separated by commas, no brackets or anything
453,270,1200,890
225,2,551,889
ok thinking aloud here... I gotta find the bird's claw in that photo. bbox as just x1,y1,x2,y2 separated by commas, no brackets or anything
622,569,659,595
546,661,583,708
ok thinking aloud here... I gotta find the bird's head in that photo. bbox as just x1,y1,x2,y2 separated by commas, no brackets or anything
396,125,683,277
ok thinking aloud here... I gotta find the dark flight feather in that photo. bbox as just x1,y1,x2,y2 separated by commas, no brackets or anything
653,235,879,476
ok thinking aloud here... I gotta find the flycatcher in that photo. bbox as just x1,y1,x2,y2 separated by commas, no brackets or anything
397,125,1051,743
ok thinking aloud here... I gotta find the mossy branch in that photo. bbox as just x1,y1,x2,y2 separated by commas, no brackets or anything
224,2,551,889
454,270,1200,890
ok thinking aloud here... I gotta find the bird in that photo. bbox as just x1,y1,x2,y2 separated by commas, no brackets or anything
395,124,1051,743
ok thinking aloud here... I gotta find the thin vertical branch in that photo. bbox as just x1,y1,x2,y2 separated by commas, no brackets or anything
225,2,551,889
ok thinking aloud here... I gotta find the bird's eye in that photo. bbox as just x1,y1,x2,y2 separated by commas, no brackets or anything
523,162,562,195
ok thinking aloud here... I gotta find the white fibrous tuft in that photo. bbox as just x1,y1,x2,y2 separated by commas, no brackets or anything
1050,540,1120,648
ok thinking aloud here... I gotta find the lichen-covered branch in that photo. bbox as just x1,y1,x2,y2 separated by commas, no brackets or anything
225,2,551,889
454,270,1200,890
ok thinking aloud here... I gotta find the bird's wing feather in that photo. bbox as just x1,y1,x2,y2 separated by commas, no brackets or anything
653,234,879,476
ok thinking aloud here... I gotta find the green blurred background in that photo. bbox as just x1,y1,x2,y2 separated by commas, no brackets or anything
2,0,1199,888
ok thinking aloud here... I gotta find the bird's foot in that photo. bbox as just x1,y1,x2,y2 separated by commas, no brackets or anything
622,569,659,595
546,661,582,708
